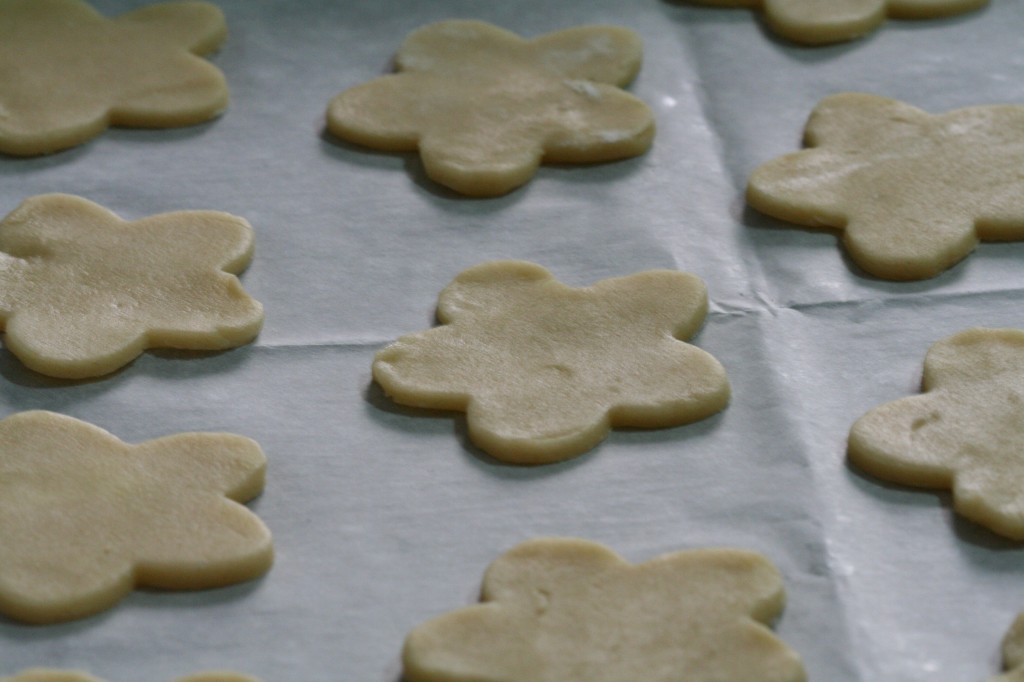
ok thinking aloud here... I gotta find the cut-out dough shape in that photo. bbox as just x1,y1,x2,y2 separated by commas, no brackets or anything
686,0,988,45
0,0,229,156
2,673,261,682
0,410,273,624
747,93,1024,280
373,261,730,464
0,193,263,379
403,538,806,682
849,328,1024,539
992,613,1024,682
327,19,655,196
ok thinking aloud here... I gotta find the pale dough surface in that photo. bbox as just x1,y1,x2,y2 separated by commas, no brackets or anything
373,260,730,464
0,193,263,379
686,0,987,45
327,19,654,196
2,672,261,682
848,328,1024,540
0,410,273,624
403,537,805,682
747,93,1024,280
0,0,228,156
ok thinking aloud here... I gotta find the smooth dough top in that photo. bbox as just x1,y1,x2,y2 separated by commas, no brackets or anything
0,410,273,624
0,193,264,379
373,260,730,464
848,328,1024,540
688,0,988,45
747,93,1024,281
327,20,654,196
403,537,806,682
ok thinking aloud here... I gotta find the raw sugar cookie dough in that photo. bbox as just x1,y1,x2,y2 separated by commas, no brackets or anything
403,538,806,682
0,0,229,156
327,20,654,196
993,614,1024,682
747,93,1024,280
373,261,730,464
848,328,1024,540
0,193,264,379
2,672,262,682
0,410,273,624
686,0,988,45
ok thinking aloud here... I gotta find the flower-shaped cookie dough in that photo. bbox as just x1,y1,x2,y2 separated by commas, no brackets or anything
0,410,273,624
2,672,261,682
0,193,263,379
747,93,1024,280
687,0,987,45
373,261,730,464
0,0,229,155
849,328,1024,539
992,614,1024,682
403,538,806,682
327,20,655,196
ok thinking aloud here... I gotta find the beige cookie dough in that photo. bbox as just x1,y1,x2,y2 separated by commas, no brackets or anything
0,0,228,156
403,538,806,682
849,328,1024,539
2,672,261,682
327,19,654,196
373,261,730,464
993,614,1024,682
747,93,1024,280
0,410,273,624
0,193,263,379
688,0,987,45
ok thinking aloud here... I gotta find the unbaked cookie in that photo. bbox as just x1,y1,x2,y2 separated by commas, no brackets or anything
848,328,1024,539
327,19,654,196
0,193,263,379
403,538,806,682
373,261,730,464
0,0,229,156
2,672,261,682
0,410,273,624
747,93,1024,280
993,614,1024,682
686,0,988,45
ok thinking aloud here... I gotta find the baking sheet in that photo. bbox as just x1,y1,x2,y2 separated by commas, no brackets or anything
2,0,1024,679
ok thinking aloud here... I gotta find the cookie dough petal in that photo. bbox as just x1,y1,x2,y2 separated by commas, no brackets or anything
843,207,976,280
953,463,1024,540
326,74,427,152
396,19,523,73
373,330,475,411
543,86,654,163
110,55,228,128
763,0,886,44
848,394,958,487
1003,614,1024,671
747,151,850,229
803,93,925,150
420,130,544,197
887,0,989,19
132,498,272,589
608,343,730,428
466,391,611,464
4,309,146,379
116,1,228,55
132,210,255,274
589,270,709,338
436,260,552,323
531,25,643,86
138,433,266,501
0,107,110,157
921,328,1024,390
